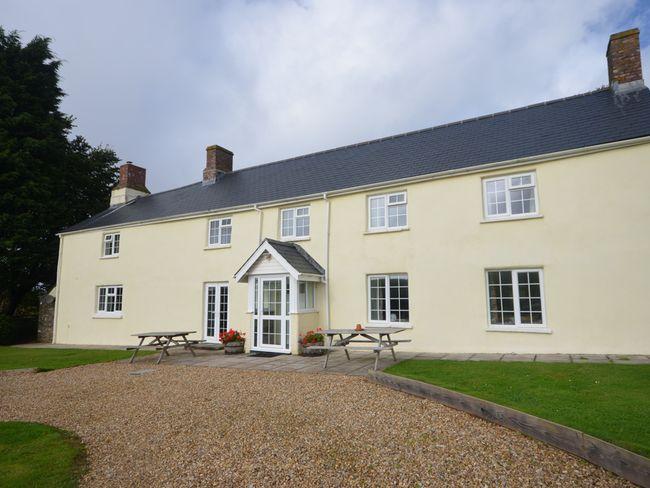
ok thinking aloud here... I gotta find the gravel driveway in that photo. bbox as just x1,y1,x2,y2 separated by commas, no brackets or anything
0,363,628,487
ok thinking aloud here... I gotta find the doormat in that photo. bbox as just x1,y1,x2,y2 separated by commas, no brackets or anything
248,351,285,358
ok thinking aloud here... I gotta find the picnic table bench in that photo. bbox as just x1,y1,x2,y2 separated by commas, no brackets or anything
309,327,410,371
128,331,200,364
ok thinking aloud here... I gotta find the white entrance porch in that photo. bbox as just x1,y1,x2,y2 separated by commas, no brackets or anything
235,238,325,354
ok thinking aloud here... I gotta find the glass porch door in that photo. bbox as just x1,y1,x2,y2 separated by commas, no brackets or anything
254,276,290,352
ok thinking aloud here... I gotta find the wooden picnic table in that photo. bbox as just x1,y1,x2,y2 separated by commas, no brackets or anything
128,331,198,365
311,327,409,371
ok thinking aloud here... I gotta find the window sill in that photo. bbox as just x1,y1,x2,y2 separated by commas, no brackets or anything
297,308,317,314
93,313,123,319
280,236,310,242
485,326,551,334
364,227,409,235
480,214,543,224
100,255,119,260
204,244,231,250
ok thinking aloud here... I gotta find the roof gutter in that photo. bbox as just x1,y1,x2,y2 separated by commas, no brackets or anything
57,135,650,236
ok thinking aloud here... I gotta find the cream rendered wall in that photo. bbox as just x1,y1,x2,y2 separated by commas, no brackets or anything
55,199,329,346
55,209,261,345
56,143,650,353
328,143,650,354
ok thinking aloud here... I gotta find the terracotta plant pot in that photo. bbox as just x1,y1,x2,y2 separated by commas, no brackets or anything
224,341,245,355
300,341,325,357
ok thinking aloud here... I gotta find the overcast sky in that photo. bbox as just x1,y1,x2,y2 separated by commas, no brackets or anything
4,0,650,192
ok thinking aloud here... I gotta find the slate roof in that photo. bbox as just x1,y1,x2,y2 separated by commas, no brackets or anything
65,87,650,233
265,239,325,276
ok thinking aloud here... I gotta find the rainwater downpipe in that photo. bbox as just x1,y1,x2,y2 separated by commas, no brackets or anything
322,193,331,328
254,204,263,243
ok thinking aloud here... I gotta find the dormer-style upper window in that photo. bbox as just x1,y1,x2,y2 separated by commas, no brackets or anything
368,192,407,231
208,217,232,247
281,206,310,239
103,233,120,257
483,172,538,219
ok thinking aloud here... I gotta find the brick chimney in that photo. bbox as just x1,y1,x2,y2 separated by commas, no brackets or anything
606,28,644,94
110,162,150,206
203,145,233,185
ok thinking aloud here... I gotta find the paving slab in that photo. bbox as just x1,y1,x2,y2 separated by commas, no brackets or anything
571,354,611,363
609,355,650,364
468,353,504,361
535,354,572,363
501,354,536,362
412,353,448,360
441,353,475,361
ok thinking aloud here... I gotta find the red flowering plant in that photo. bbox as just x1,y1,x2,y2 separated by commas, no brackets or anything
219,329,245,344
299,328,324,346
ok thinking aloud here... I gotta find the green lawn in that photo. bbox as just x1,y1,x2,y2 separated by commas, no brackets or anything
0,422,85,487
0,346,152,371
385,360,650,457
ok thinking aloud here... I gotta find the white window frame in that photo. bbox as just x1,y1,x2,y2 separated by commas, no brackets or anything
95,285,123,317
485,268,546,329
204,282,229,342
482,172,539,220
367,274,410,326
298,281,316,311
207,217,232,247
280,206,310,240
102,233,120,257
367,191,408,231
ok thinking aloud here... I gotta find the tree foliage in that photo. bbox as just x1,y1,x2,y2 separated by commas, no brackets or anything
0,28,118,316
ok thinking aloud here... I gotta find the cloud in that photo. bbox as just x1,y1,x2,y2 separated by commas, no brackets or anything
3,0,648,191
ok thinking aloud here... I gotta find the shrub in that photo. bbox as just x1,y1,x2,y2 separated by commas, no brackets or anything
0,315,37,345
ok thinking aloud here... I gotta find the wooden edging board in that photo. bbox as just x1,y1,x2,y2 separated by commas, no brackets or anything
367,370,650,487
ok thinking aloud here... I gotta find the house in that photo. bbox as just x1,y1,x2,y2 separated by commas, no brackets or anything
52,29,650,355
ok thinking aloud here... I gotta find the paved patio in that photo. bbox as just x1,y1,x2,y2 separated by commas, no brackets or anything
129,348,650,375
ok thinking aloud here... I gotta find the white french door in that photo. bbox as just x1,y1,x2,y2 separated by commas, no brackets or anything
204,283,228,343
252,275,290,352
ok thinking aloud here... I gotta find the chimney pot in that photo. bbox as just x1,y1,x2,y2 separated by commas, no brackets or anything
203,145,233,185
606,28,644,93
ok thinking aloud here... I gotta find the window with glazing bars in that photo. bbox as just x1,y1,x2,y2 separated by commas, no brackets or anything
368,192,407,230
368,274,409,324
486,269,545,326
281,206,310,239
208,217,232,246
103,233,120,256
97,286,123,313
483,173,537,219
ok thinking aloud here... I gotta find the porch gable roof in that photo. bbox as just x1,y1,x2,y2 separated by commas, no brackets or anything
234,238,325,282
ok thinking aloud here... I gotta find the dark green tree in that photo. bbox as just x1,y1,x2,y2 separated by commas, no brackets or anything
0,28,118,316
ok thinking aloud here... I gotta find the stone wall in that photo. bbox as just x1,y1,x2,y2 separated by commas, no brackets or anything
38,293,55,343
